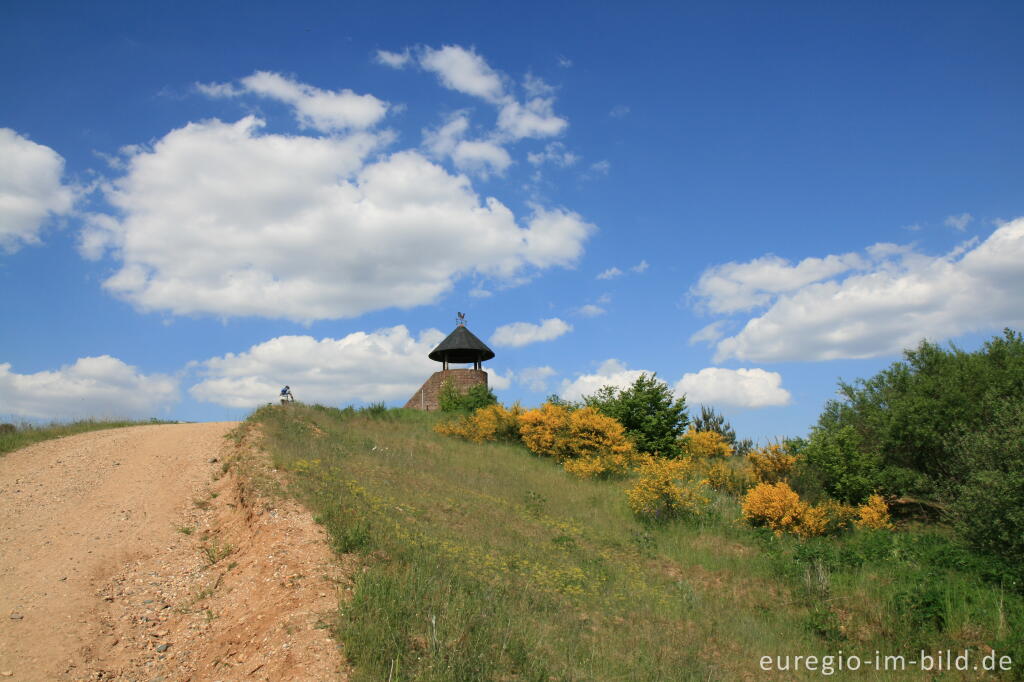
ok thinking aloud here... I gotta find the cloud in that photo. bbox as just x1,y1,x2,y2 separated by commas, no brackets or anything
692,252,865,315
486,367,513,391
559,359,650,401
945,212,973,232
708,219,1024,362
577,304,606,317
496,98,567,140
0,356,178,419
197,71,389,133
631,260,649,273
596,267,623,280
82,116,594,321
675,368,791,408
420,45,505,103
490,318,572,347
0,128,76,253
585,160,611,178
527,142,578,168
422,113,513,178
189,326,445,408
557,55,573,68
689,321,728,346
609,105,630,118
517,366,556,391
414,45,566,142
523,74,556,98
375,49,411,69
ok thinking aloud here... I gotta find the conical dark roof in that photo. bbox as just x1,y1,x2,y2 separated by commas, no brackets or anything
428,325,495,364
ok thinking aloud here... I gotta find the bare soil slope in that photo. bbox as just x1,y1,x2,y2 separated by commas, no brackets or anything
0,423,350,681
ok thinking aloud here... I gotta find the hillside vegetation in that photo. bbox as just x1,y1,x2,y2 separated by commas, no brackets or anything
0,418,172,457
249,387,1023,680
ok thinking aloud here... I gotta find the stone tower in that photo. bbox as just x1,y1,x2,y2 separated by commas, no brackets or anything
404,321,494,411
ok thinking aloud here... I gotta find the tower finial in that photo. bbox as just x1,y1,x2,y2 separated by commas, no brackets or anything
456,311,466,326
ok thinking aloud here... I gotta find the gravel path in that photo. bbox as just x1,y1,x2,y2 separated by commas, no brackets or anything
0,422,350,681
0,424,230,678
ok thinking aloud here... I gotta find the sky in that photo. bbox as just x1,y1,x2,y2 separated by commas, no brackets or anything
2,0,1022,442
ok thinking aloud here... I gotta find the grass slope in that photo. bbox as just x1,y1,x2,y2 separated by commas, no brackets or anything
250,404,1023,681
0,418,172,457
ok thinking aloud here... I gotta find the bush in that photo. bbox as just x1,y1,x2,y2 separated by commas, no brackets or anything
803,329,1024,499
742,481,810,537
802,425,882,504
583,374,688,457
518,404,640,477
626,457,710,521
747,444,799,485
434,403,523,443
680,429,733,458
948,400,1024,582
518,403,573,461
856,494,893,530
703,458,754,495
439,380,499,413
742,481,879,538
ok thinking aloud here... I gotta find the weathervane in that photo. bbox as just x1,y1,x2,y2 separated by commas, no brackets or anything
456,312,466,327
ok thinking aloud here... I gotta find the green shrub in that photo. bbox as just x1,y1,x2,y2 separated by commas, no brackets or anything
948,401,1024,588
802,425,882,504
583,373,688,457
439,380,498,413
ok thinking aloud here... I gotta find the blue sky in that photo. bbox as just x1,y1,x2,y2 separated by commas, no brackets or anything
2,0,1022,442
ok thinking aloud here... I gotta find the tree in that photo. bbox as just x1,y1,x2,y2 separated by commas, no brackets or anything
690,405,736,445
583,373,688,456
804,329,1024,499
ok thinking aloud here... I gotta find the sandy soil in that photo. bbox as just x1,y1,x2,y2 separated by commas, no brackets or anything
0,423,351,681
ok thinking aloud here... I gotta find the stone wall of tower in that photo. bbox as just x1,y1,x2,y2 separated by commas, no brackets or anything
404,368,488,411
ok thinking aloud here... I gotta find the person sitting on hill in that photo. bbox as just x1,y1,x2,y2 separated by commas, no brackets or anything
279,385,294,404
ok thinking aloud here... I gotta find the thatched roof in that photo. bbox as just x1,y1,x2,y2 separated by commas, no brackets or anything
428,325,495,364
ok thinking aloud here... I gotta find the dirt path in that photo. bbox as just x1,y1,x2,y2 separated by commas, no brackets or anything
0,423,350,681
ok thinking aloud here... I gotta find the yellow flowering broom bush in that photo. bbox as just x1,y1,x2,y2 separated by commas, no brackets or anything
626,456,710,521
742,481,875,538
855,493,893,530
703,458,755,495
434,403,523,443
747,443,799,484
680,429,733,458
518,404,641,478
518,402,574,460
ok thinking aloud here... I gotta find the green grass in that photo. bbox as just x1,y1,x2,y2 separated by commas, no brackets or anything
249,404,1024,681
0,418,174,457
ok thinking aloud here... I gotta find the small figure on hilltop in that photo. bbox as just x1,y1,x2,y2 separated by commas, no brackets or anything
280,385,294,405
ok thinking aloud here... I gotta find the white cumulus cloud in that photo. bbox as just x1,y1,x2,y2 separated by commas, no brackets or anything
516,366,557,391
423,112,513,176
692,252,865,314
490,318,572,348
0,128,76,253
375,49,412,69
577,304,606,317
708,219,1024,362
189,326,446,408
198,71,389,133
82,116,594,321
0,356,178,420
559,359,651,402
596,267,622,280
420,45,505,103
675,368,791,408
